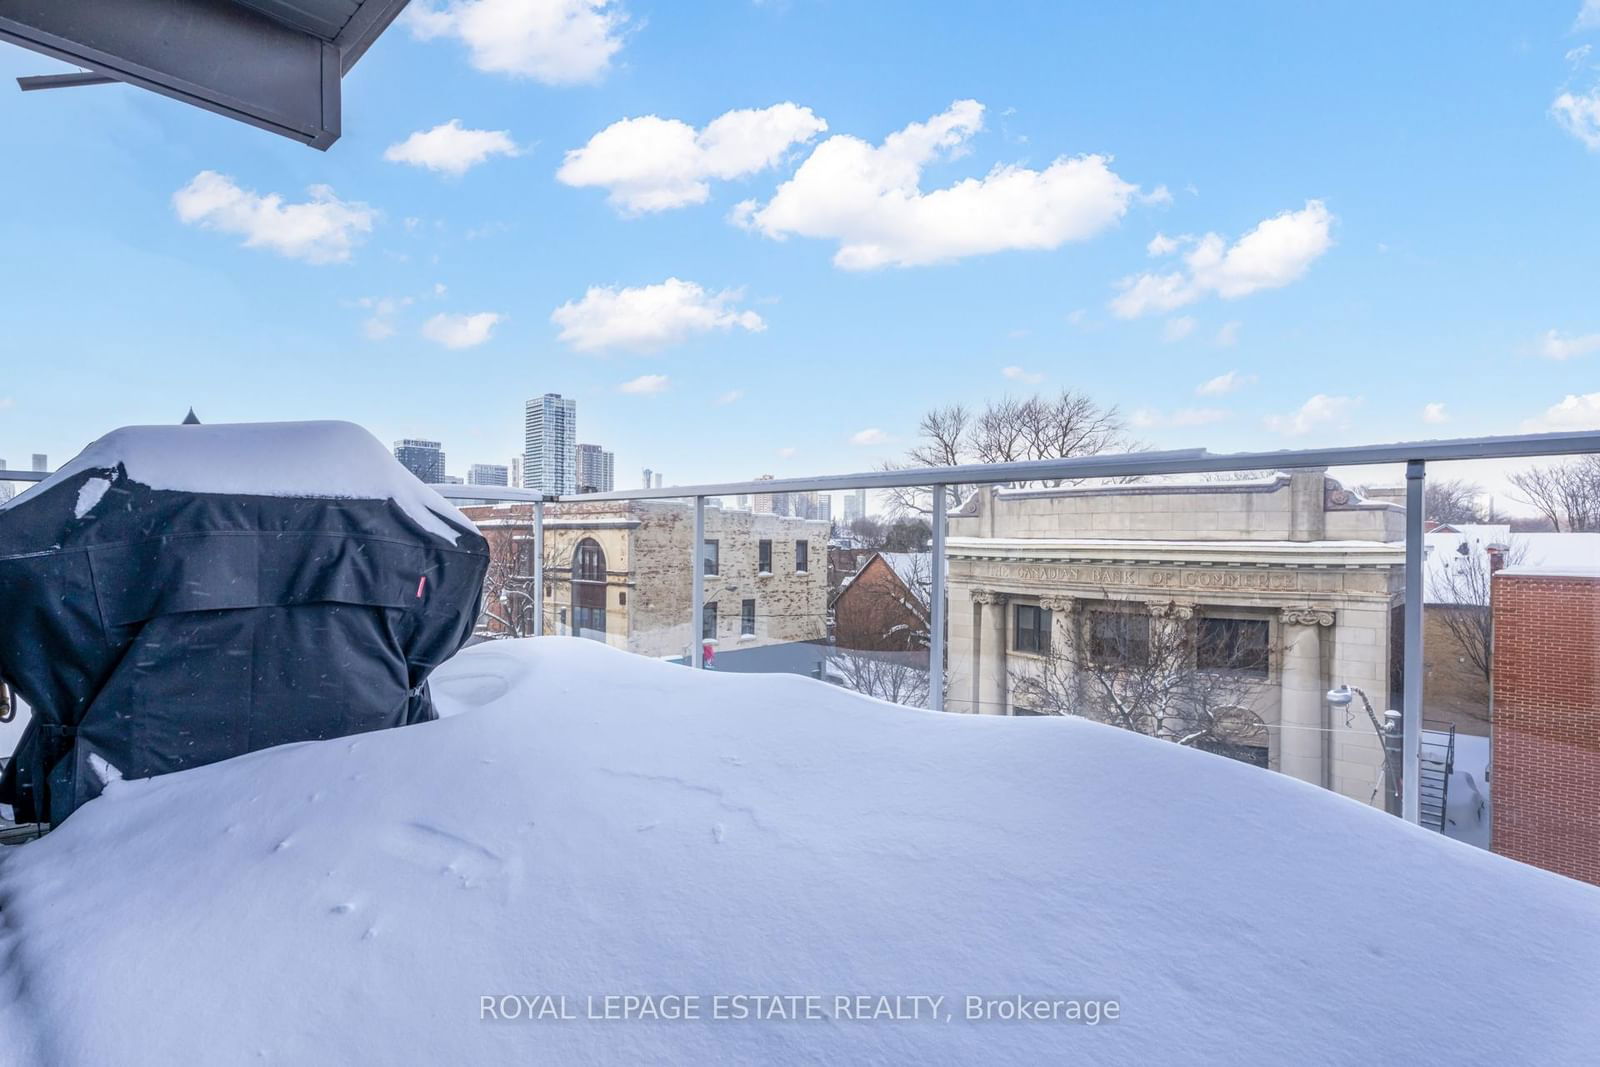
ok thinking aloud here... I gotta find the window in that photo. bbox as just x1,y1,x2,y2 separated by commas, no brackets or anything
571,538,607,641
795,540,809,573
702,602,718,640
702,538,720,576
1088,609,1149,667
1013,603,1051,654
758,539,772,573
1196,617,1270,677
741,598,756,635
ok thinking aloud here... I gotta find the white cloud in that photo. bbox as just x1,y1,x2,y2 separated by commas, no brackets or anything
405,0,625,84
776,446,797,459
558,104,827,214
1146,232,1183,256
1578,1,1600,30
1214,320,1241,347
551,278,765,352
1263,393,1354,436
172,171,375,264
1002,365,1045,384
1195,370,1255,396
1523,392,1600,432
850,428,889,445
1129,407,1229,429
734,100,1144,269
0,396,14,410
1162,316,1196,342
618,374,669,395
422,311,503,348
1422,402,1449,425
1552,86,1600,150
356,295,414,339
715,389,744,405
1537,328,1600,360
384,120,521,176
1110,200,1334,318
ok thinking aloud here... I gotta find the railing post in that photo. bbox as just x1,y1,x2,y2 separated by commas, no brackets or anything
532,500,545,637
691,496,706,669
930,484,947,711
1402,460,1424,823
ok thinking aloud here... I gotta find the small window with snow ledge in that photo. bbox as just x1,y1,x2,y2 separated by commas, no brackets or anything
795,540,809,573
757,539,773,575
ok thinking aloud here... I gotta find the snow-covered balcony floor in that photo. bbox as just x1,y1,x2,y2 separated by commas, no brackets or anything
0,637,1596,1065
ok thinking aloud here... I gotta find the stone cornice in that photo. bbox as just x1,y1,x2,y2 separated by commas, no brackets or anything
946,536,1404,570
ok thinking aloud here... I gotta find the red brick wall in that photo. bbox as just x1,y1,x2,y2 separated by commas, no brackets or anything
1491,573,1600,885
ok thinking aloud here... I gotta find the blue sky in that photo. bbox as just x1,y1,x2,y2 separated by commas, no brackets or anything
2,1,1599,492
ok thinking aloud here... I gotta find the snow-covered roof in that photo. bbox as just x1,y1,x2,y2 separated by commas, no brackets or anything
994,472,1289,498
878,551,933,593
1,421,471,544
2,637,1596,1063
1425,530,1600,604
1496,564,1600,580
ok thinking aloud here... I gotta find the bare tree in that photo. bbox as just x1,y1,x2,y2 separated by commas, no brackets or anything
1427,536,1527,681
475,503,544,638
906,404,969,469
1509,456,1600,532
1423,478,1486,525
884,389,1126,515
827,648,932,707
1011,600,1271,762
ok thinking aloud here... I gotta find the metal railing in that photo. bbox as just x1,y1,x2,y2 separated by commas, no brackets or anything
12,428,1600,824
426,429,1600,826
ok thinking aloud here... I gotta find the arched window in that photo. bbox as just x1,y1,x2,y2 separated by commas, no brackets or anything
571,538,607,640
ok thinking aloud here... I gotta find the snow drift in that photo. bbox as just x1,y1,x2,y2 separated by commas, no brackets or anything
0,638,1596,1065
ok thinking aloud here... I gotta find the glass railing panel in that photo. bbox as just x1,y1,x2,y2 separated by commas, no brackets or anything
1424,456,1600,883
944,462,1411,817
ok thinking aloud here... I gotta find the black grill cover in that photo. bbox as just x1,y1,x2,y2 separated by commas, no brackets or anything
0,422,489,824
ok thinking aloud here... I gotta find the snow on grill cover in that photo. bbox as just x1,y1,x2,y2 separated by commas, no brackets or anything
0,421,488,824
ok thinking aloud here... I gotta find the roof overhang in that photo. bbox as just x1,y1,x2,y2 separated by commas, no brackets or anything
0,0,411,150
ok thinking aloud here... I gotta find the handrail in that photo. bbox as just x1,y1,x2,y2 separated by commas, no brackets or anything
428,429,1600,505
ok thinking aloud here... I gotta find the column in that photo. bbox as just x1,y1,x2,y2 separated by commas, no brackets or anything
1279,606,1334,786
1039,595,1077,702
971,589,1010,715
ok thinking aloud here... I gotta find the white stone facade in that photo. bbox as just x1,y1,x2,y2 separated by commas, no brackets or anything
945,470,1406,806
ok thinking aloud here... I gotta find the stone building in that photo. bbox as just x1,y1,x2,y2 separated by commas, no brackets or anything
945,469,1406,806
462,500,830,664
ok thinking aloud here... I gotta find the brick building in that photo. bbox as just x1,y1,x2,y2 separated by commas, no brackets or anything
831,552,931,653
463,500,830,665
1490,568,1600,886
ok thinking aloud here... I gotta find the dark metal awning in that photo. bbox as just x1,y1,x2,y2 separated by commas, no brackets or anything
0,0,411,150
